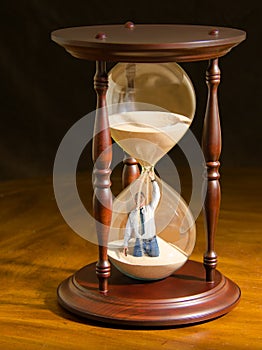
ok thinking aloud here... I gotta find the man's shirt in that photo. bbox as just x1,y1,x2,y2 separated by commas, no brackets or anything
123,181,160,246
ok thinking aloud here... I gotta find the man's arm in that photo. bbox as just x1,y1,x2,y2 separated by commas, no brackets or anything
123,214,132,255
149,172,160,210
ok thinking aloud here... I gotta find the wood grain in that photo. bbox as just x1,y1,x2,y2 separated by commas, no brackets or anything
202,58,221,282
51,24,246,63
0,168,261,349
93,61,112,293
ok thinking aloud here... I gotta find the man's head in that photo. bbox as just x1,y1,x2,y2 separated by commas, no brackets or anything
134,191,146,208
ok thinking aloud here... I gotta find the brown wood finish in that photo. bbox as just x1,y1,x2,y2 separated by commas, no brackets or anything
92,61,112,293
122,155,140,189
51,24,246,63
125,63,136,97
121,63,140,189
51,24,246,325
58,261,240,326
202,58,221,282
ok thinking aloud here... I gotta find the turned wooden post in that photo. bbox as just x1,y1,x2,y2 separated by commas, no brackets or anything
202,58,221,283
125,63,136,101
122,155,140,189
93,61,112,293
121,63,140,188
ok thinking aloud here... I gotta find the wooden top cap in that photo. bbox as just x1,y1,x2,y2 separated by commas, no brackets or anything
51,24,246,62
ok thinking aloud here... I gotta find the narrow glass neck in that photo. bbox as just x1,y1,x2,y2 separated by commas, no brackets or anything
141,165,154,175
135,165,155,209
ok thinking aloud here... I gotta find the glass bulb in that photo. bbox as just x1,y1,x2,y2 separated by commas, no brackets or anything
107,62,196,280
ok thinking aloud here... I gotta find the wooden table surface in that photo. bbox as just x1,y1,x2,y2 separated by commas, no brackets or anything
0,168,261,349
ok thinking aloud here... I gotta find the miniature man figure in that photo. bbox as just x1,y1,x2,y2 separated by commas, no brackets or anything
123,171,160,257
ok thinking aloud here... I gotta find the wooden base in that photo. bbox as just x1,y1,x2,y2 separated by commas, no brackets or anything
57,260,240,327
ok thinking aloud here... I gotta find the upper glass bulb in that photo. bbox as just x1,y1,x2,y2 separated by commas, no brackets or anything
107,62,196,166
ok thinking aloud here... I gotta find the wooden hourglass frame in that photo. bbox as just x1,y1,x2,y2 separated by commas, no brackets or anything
51,23,246,326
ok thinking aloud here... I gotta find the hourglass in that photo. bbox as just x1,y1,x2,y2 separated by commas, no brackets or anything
107,62,196,280
51,24,246,326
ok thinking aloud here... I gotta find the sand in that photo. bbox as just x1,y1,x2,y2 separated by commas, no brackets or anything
109,111,191,166
108,236,188,266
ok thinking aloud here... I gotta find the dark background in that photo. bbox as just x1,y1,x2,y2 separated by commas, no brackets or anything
0,0,261,180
